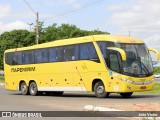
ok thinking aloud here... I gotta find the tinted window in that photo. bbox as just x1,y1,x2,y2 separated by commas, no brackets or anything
49,48,56,62
80,44,89,60
74,45,79,60
23,50,34,64
5,52,14,65
5,52,23,65
63,45,79,61
97,42,106,58
109,54,120,72
106,41,115,47
57,47,63,62
13,52,23,65
80,43,98,60
88,43,98,59
35,49,48,63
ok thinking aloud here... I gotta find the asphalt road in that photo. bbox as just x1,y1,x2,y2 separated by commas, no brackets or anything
0,85,160,111
0,84,160,119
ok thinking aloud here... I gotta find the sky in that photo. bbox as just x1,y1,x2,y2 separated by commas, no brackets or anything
0,0,160,55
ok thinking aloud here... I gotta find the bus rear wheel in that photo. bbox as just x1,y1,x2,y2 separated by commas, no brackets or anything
20,82,29,95
29,82,39,96
120,92,133,98
94,81,109,98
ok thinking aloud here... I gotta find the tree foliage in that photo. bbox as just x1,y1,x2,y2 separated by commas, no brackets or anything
0,23,109,69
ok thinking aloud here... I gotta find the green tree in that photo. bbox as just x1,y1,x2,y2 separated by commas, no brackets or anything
43,23,109,42
0,30,31,69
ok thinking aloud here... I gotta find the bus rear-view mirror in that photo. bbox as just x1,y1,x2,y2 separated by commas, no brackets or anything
107,47,126,61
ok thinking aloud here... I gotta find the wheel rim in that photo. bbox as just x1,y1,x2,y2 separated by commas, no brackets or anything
97,86,104,94
21,84,27,94
30,84,36,94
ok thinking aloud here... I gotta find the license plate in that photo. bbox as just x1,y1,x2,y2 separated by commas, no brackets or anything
140,86,146,90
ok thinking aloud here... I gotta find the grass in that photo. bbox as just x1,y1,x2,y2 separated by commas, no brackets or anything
0,76,4,83
134,84,160,95
154,67,160,74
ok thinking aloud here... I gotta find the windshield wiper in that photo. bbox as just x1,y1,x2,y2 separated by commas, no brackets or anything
137,57,149,75
141,62,150,75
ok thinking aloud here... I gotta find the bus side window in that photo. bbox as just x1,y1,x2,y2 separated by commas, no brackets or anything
80,43,89,60
42,49,48,63
23,50,34,64
12,52,17,65
106,41,115,47
97,42,106,58
57,47,63,62
88,43,98,60
35,49,48,63
74,45,79,60
63,45,74,61
5,52,14,65
49,48,56,62
14,52,22,65
12,52,21,65
35,49,41,63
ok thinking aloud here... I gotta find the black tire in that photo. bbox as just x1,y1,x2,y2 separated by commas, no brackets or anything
120,92,133,98
29,82,39,96
94,81,109,98
20,82,29,95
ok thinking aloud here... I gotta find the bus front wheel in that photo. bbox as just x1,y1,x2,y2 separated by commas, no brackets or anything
94,81,109,98
120,92,133,98
20,82,29,95
29,82,39,96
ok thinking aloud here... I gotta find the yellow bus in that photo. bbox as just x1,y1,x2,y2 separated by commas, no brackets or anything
4,35,160,98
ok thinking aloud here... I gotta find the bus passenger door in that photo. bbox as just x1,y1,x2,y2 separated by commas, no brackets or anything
106,50,122,92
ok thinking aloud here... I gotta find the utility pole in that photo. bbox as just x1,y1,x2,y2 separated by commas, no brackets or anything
36,12,39,45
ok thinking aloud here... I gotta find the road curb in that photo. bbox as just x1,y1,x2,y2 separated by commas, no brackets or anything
84,105,160,119
84,105,122,111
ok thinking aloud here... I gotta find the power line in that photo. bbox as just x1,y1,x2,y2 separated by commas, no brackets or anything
45,0,105,22
22,0,39,44
23,0,36,15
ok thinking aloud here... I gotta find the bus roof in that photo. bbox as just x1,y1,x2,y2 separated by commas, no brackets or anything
5,35,144,52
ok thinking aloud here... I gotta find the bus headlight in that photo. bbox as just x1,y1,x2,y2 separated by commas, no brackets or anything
119,78,155,85
119,78,133,84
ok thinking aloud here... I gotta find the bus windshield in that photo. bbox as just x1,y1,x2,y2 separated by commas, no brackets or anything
117,43,153,77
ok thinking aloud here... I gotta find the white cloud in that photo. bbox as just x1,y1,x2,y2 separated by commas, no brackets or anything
0,4,11,18
0,21,28,33
106,0,160,47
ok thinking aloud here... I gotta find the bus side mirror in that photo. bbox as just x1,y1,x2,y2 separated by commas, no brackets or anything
107,47,126,61
148,48,160,60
